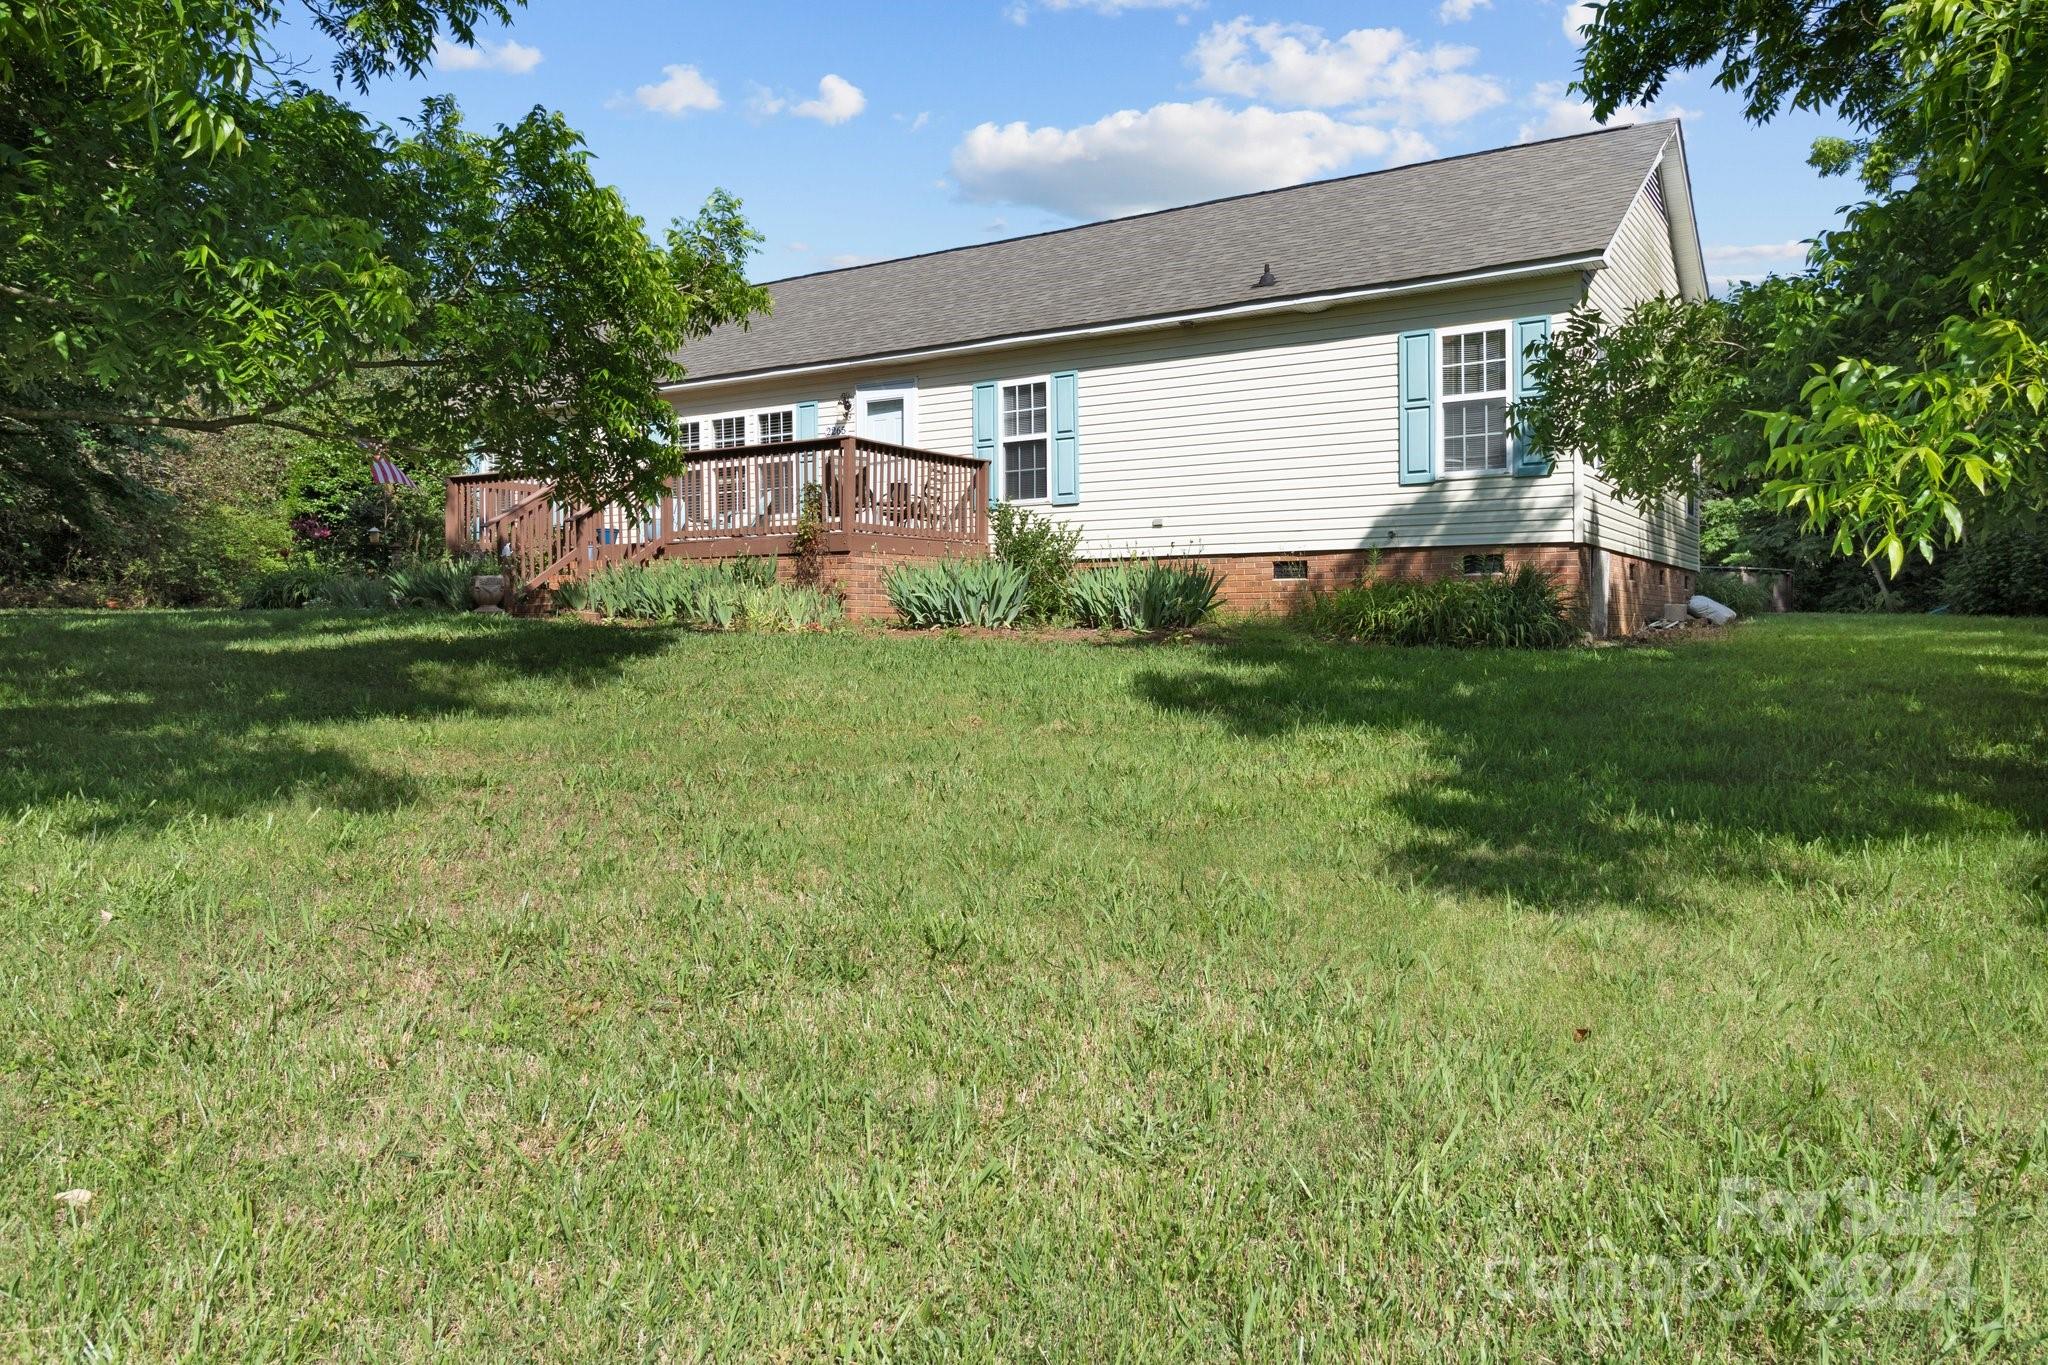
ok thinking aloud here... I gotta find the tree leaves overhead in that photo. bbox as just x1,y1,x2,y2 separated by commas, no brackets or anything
2,1,768,510
1526,0,2047,573
1574,0,1899,127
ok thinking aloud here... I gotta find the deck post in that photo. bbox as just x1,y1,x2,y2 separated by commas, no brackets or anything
444,481,463,557
837,436,858,546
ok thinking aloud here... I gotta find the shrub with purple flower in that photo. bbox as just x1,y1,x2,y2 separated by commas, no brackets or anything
289,514,334,543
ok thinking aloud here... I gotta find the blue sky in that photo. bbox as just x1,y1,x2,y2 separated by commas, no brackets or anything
312,0,1853,291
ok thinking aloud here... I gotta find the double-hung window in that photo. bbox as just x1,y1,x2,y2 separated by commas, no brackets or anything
677,421,706,524
1000,379,1049,502
757,409,793,444
1439,326,1510,476
711,415,747,449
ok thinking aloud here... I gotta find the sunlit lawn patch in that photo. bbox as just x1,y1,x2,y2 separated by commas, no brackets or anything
2,611,2043,1359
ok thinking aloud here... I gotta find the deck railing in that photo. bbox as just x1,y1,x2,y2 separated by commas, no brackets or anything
446,436,990,586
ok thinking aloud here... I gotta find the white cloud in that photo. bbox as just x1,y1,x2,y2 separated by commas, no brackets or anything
896,111,932,132
1564,3,1598,43
826,252,880,268
433,37,542,75
753,74,867,124
1703,241,1809,265
951,99,1433,220
1008,0,1203,22
1439,0,1491,21
1190,18,1504,125
635,64,722,116
1516,80,1695,141
793,74,867,124
1703,240,1811,289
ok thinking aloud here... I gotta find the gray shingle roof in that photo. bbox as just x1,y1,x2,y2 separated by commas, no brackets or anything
671,121,1676,382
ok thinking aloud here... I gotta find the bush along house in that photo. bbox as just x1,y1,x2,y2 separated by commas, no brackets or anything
448,121,1706,634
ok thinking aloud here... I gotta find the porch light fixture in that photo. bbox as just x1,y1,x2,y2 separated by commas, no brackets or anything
1254,263,1278,288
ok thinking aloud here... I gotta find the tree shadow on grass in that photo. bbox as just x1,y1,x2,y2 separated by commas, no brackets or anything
0,611,674,833
1131,618,2048,914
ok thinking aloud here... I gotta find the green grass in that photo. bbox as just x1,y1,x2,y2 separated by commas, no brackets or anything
2,611,2044,1360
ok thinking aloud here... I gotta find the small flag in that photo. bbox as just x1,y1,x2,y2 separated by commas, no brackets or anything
369,453,415,488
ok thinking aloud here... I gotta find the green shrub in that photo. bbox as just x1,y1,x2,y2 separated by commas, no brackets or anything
1939,516,2048,615
1696,569,1772,618
308,574,398,611
1297,565,1577,648
240,563,341,609
552,577,591,613
1067,559,1223,631
564,558,831,630
992,503,1082,623
387,557,497,612
578,560,693,621
738,583,845,632
885,558,1029,628
123,501,293,606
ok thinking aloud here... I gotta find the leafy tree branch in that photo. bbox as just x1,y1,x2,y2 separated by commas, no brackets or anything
3,1,770,511
1526,0,2047,573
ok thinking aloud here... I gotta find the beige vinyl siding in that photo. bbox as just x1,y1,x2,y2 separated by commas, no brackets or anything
1575,180,1702,568
668,272,1582,559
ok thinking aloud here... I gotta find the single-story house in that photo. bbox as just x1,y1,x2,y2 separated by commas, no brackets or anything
449,120,1705,634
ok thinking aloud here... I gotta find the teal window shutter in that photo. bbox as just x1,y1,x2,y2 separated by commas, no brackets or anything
1050,370,1080,506
1397,330,1435,486
794,401,818,439
972,380,999,506
1511,316,1552,476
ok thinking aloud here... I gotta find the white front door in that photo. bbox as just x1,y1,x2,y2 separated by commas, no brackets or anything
861,398,905,445
856,382,918,446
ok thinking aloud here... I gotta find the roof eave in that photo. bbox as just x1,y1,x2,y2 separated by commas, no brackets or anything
661,250,1610,392
1641,125,1709,299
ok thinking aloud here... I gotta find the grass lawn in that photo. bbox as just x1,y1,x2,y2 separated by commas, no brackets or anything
2,610,2044,1360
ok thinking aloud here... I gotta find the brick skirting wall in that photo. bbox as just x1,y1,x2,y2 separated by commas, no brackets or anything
761,541,1693,637
772,546,930,621
1078,544,1694,637
1600,549,1697,637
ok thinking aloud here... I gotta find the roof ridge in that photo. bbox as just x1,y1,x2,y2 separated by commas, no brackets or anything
757,120,1678,287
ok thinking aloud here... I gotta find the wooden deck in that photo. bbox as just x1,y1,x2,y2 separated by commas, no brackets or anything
445,436,990,588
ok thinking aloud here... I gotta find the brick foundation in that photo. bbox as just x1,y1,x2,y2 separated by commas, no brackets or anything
1600,550,1696,637
1076,544,1694,637
760,540,1692,638
772,546,931,622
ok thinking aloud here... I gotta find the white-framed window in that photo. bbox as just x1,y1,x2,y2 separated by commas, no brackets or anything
1000,378,1050,502
1439,324,1510,476
676,421,704,523
679,408,805,449
673,406,811,525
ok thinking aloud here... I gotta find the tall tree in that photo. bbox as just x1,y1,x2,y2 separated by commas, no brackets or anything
1528,0,2047,574
1,1,768,509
